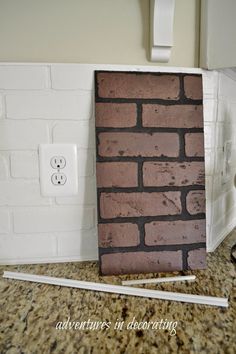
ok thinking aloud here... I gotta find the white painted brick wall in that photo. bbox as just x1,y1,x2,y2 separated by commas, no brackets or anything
0,211,10,234
0,63,229,263
10,151,39,178
0,154,9,179
0,65,48,90
53,121,96,148
6,91,93,120
0,120,49,150
0,95,3,118
13,206,94,233
0,180,51,206
0,234,57,261
204,71,236,251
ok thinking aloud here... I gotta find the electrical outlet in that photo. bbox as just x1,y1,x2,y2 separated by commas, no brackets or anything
39,144,78,196
51,173,67,185
51,156,66,169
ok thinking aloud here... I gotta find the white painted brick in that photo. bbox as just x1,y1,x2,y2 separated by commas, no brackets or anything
56,176,96,205
78,149,94,177
214,148,224,175
215,123,224,148
203,99,217,122
53,121,96,148
51,64,95,90
204,149,214,176
0,95,3,118
218,72,236,102
0,211,10,234
0,65,47,89
0,181,50,206
0,234,57,261
202,70,218,99
0,154,9,179
0,120,49,150
204,122,215,149
6,91,93,120
13,206,94,233
10,151,39,179
205,175,213,235
217,99,228,122
57,229,98,259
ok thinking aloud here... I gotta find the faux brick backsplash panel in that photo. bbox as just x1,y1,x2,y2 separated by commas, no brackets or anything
95,71,206,275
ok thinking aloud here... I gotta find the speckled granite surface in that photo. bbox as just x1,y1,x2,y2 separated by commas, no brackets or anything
0,231,235,354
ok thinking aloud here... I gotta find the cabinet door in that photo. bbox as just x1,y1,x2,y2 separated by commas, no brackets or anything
200,0,236,69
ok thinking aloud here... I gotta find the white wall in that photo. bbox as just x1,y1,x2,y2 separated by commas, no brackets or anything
207,71,236,250
0,63,224,264
0,0,200,67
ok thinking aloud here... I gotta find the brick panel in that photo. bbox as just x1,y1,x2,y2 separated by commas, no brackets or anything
184,75,203,100
97,72,180,99
186,190,205,215
142,104,203,128
101,251,183,275
98,223,139,248
100,192,182,219
143,161,205,187
96,162,138,188
96,103,136,127
145,220,206,245
95,71,206,275
185,133,204,157
187,248,206,269
98,132,179,157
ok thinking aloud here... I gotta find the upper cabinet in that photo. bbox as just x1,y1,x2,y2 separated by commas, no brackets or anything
200,0,236,69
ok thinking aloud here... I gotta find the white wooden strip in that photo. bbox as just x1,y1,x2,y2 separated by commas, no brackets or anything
3,271,228,308
122,275,196,285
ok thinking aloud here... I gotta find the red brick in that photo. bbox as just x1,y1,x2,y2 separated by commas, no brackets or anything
145,220,206,246
101,250,182,275
98,132,179,157
95,103,137,127
185,133,204,157
184,75,203,100
97,72,180,99
96,162,138,188
98,223,139,248
143,161,205,187
187,248,206,270
186,190,205,215
142,104,203,128
100,192,182,219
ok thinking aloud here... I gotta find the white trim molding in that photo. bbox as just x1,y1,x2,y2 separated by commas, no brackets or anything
150,0,175,62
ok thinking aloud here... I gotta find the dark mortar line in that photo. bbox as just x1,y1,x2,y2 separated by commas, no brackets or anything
182,249,189,270
95,127,204,133
180,189,188,215
96,156,204,163
137,160,143,189
94,71,99,102
178,129,187,160
97,213,206,224
178,74,186,102
95,70,202,77
95,97,203,105
97,185,205,193
99,242,206,255
136,102,142,127
137,219,145,247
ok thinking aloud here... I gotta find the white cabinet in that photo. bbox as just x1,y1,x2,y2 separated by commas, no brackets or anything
200,0,236,69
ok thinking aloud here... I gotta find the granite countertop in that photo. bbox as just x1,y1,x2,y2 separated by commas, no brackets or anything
0,231,235,354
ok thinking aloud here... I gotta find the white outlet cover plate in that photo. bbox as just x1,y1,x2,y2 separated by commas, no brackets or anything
39,144,78,197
